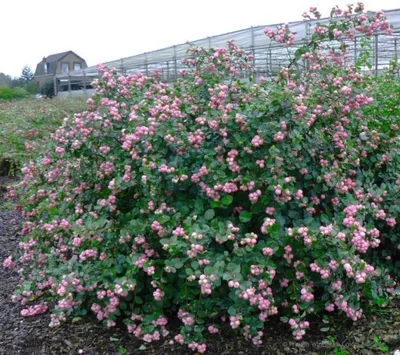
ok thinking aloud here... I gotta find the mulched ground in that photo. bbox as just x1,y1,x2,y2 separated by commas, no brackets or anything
0,176,399,355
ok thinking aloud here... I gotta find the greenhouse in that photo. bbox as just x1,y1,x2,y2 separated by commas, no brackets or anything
55,8,400,94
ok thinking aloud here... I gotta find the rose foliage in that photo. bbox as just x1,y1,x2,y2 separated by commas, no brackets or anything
4,4,400,352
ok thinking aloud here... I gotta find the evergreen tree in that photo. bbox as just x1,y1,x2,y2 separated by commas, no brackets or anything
20,66,34,82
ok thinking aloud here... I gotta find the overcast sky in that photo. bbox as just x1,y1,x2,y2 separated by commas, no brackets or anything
1,0,399,77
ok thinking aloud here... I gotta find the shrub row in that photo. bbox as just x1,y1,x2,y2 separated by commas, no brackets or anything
4,4,399,353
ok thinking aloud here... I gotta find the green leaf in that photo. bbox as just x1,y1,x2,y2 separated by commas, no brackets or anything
373,297,386,306
48,206,58,216
118,346,127,354
239,211,252,223
172,258,183,269
23,281,32,291
320,214,331,224
228,306,237,315
158,215,170,224
194,199,204,213
210,200,221,208
221,195,233,206
204,209,215,220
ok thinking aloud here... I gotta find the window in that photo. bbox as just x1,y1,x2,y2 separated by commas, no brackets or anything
62,62,69,74
73,62,81,71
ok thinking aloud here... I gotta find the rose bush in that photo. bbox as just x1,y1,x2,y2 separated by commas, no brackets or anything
4,3,400,352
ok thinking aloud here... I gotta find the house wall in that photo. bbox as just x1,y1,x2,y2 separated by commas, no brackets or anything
56,53,87,74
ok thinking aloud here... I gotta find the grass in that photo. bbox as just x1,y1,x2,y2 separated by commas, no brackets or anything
0,97,87,172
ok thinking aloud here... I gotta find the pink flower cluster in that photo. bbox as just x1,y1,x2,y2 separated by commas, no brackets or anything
21,304,48,317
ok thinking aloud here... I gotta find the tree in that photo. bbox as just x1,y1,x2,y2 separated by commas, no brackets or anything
10,78,24,88
0,72,12,87
40,80,54,98
20,66,34,82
